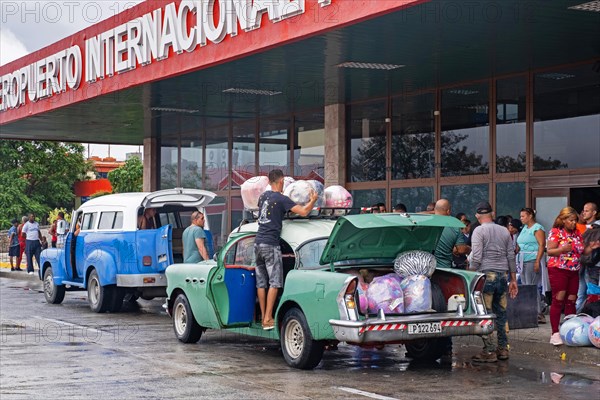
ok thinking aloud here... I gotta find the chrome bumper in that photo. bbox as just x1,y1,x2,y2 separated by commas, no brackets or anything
329,312,495,344
116,273,167,287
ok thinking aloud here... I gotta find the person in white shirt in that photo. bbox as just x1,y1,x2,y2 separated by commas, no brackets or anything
22,213,41,275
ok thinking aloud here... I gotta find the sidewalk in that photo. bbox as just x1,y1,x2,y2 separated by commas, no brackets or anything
1,265,598,365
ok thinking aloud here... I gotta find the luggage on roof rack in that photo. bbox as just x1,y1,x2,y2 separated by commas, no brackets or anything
241,207,357,223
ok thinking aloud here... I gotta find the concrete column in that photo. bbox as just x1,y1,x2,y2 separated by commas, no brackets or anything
324,103,346,187
143,137,158,192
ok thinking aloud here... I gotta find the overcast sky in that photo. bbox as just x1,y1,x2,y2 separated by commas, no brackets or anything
1,0,144,160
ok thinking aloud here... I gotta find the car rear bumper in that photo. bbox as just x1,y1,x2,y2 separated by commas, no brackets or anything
116,273,167,287
329,312,495,343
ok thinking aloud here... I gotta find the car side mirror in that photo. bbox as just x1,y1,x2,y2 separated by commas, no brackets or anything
213,253,218,262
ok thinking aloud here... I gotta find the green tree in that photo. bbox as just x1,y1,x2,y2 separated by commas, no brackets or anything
108,157,143,193
0,140,90,229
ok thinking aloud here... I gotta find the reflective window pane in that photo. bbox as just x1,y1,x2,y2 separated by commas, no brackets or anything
350,189,386,209
496,182,525,219
294,112,324,181
205,124,229,191
347,101,387,182
181,130,202,189
391,93,435,179
231,195,245,239
205,196,228,253
160,135,178,189
232,122,256,188
441,83,490,176
441,184,489,221
259,118,290,176
534,64,600,171
496,77,526,173
391,187,434,213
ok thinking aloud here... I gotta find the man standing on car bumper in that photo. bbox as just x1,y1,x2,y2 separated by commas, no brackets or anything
470,201,518,362
254,170,317,330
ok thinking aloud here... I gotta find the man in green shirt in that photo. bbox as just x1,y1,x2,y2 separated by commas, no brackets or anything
434,199,470,268
183,211,209,263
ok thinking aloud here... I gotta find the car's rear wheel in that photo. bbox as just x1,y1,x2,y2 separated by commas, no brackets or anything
280,308,324,370
87,269,114,313
173,293,203,343
43,267,65,304
405,283,448,362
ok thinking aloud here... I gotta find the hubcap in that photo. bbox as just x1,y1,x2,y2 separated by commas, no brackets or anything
284,319,304,359
44,271,54,297
174,302,187,335
89,277,99,305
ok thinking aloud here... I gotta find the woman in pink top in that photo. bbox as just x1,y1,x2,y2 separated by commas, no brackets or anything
546,207,584,346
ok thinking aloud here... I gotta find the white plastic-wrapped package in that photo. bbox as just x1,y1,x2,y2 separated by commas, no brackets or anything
240,176,269,209
393,250,437,279
324,185,353,208
366,273,404,314
401,275,432,313
283,180,314,206
560,314,594,347
263,176,296,192
307,180,325,207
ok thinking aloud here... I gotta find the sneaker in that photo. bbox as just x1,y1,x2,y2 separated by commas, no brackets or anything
496,347,509,360
549,332,563,346
15,268,23,271
538,314,547,324
11,268,15,271
472,351,498,363
27,271,34,275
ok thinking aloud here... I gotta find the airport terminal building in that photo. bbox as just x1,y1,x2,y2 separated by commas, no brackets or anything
1,0,599,247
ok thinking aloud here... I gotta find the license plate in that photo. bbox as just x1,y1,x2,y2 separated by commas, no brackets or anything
408,322,442,335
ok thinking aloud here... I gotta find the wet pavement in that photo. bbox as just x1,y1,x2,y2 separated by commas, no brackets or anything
1,276,598,399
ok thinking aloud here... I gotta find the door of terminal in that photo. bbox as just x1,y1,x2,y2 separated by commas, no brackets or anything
531,189,569,232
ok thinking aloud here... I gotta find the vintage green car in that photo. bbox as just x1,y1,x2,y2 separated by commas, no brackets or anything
165,212,494,369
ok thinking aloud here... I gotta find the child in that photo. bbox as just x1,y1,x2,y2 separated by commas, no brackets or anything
8,219,20,271
40,235,49,251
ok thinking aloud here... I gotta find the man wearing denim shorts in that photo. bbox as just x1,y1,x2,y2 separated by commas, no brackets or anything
470,201,519,362
254,169,318,330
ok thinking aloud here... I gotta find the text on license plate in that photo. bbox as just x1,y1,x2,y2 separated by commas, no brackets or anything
408,322,442,335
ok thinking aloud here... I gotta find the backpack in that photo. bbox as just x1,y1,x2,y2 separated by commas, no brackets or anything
56,219,68,235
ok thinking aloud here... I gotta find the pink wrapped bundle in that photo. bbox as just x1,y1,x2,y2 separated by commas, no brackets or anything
307,180,325,207
283,180,314,205
324,185,353,208
366,273,404,314
241,176,269,209
400,275,432,313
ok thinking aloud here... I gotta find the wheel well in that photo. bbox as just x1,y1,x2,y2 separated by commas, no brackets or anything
41,261,52,277
168,288,185,315
85,266,95,288
277,300,302,328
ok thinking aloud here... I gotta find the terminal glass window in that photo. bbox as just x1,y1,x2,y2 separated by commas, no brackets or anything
160,135,179,189
294,112,324,180
496,77,526,173
496,182,525,218
350,189,386,210
347,100,387,182
441,83,490,176
181,124,203,189
232,122,257,188
205,196,228,252
205,124,229,191
441,184,489,221
534,64,600,171
391,187,434,213
259,118,290,176
391,92,435,179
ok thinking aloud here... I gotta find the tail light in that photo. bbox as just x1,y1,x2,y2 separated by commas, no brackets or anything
337,277,359,321
472,275,487,315
142,256,152,266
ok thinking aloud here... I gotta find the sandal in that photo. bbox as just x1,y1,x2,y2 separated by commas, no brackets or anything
262,321,275,331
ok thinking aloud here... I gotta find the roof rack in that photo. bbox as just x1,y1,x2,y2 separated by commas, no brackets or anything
241,207,358,224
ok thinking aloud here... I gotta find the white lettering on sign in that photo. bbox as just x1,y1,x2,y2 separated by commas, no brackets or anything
0,0,334,113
